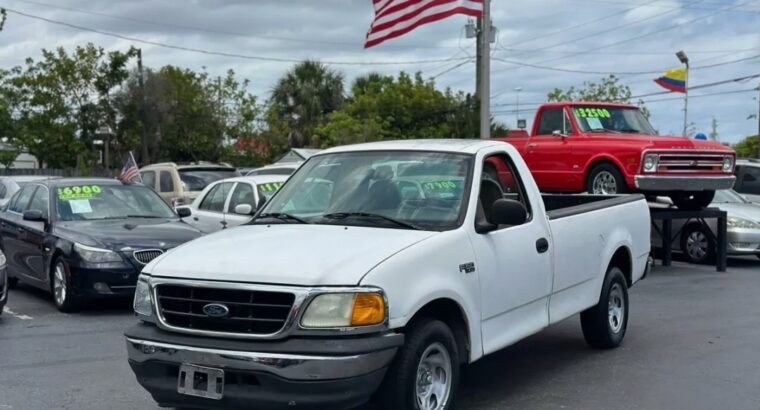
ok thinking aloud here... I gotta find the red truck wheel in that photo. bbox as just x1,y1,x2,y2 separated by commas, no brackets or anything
586,164,628,195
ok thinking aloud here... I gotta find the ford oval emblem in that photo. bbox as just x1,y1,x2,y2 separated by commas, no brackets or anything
202,303,230,318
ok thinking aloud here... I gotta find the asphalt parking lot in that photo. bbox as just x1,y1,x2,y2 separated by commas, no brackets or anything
1,257,759,410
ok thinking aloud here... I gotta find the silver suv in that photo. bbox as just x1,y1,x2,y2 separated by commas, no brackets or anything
735,159,760,203
139,162,240,207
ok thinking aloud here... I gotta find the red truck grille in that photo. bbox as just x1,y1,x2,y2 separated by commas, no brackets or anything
655,153,727,173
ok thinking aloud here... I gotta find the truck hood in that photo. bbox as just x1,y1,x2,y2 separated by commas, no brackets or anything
148,224,437,286
583,133,733,152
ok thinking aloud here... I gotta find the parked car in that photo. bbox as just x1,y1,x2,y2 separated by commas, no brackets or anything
0,249,7,316
652,189,760,263
497,102,736,209
0,176,60,208
125,139,650,410
246,163,301,176
734,159,760,203
0,178,202,312
178,175,288,233
139,162,240,207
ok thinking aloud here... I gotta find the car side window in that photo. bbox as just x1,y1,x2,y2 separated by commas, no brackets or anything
199,182,233,213
478,154,532,228
738,166,760,195
141,171,156,189
9,185,36,213
0,182,6,199
28,186,50,219
159,171,174,193
536,108,563,135
228,183,256,211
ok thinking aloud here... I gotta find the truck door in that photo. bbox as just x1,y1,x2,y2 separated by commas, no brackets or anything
526,107,575,191
468,153,553,355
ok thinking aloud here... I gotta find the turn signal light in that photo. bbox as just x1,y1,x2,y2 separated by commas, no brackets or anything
350,293,385,326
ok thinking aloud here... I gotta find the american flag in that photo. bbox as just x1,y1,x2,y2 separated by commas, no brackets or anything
365,0,483,48
118,151,141,184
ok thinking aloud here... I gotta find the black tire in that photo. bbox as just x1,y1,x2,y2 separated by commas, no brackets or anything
50,258,79,312
7,275,18,289
376,318,460,410
680,223,716,264
669,191,715,210
581,267,629,349
586,163,629,195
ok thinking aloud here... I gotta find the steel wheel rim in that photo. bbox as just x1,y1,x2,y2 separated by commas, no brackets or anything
53,262,66,306
686,231,708,260
608,283,625,334
592,171,617,194
415,342,452,410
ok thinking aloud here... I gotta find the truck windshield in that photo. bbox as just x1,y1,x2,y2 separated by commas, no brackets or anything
56,184,176,221
258,151,473,231
573,107,657,135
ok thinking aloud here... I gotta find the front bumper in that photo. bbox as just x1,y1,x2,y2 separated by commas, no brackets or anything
125,324,403,410
68,263,140,297
727,228,760,255
0,266,7,310
634,175,735,191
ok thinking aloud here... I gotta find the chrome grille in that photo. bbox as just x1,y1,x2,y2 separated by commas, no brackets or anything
155,284,295,335
134,249,164,265
656,153,727,173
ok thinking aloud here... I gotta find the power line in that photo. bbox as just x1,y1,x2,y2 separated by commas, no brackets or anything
492,57,663,75
568,0,760,13
496,46,760,56
1,7,472,66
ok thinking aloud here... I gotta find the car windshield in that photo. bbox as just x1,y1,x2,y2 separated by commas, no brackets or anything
179,169,239,191
258,151,473,231
257,181,286,200
56,183,176,221
712,189,749,204
573,106,657,134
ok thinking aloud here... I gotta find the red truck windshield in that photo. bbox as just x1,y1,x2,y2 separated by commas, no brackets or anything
573,107,656,135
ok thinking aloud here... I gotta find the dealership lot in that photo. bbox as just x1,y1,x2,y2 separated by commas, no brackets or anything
1,257,759,410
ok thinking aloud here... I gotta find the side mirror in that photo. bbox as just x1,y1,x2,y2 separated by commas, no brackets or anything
491,199,528,226
234,204,254,215
552,130,568,139
23,209,46,222
176,207,192,218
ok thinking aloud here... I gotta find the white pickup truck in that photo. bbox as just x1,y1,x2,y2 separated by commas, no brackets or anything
125,140,651,410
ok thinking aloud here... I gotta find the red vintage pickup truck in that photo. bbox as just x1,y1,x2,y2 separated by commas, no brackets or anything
495,102,736,209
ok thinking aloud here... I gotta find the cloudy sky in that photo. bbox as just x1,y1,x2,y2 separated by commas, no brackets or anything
1,0,759,143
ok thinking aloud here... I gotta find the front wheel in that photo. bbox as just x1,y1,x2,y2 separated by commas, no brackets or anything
51,259,79,312
681,224,715,264
376,319,460,410
669,191,715,210
581,267,629,349
586,164,629,195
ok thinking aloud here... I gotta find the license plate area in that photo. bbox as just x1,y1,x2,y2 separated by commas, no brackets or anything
177,363,224,400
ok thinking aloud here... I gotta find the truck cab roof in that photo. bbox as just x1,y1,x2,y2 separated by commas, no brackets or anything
319,139,508,156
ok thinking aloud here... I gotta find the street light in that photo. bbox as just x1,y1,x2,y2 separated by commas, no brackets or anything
514,86,523,126
676,50,689,136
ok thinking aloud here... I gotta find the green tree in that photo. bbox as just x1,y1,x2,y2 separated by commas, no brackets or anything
547,75,650,118
269,60,345,148
734,135,759,158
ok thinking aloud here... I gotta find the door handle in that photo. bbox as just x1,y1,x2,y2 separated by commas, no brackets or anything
536,238,549,254
527,143,538,148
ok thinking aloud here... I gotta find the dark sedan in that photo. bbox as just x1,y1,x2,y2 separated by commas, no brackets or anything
0,178,203,312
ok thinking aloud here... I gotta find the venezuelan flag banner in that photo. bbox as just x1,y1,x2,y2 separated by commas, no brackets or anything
654,68,687,93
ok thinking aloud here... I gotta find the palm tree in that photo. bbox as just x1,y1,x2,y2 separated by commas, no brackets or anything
270,60,345,148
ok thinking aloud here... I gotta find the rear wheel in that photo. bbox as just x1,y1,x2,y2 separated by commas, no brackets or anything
680,224,715,264
586,164,629,195
581,267,629,349
669,191,715,210
376,318,460,410
51,259,79,312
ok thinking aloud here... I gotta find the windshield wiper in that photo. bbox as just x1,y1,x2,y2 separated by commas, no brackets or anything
588,128,621,134
255,212,310,224
618,128,642,134
126,215,166,218
322,212,422,230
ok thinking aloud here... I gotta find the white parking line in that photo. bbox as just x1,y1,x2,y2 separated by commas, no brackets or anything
2,307,34,320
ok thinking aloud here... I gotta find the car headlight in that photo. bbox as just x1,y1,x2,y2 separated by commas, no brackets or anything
642,154,658,172
301,292,386,328
727,216,760,229
722,156,734,172
74,243,122,263
133,277,153,317
0,249,6,268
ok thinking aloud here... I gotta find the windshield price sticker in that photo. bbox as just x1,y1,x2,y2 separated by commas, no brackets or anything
57,185,102,200
575,107,611,119
423,181,459,190
259,182,284,192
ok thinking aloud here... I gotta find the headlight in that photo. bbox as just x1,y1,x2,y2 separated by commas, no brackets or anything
133,277,153,317
301,292,386,328
642,154,658,172
727,216,760,229
74,243,122,263
0,249,6,268
722,156,734,172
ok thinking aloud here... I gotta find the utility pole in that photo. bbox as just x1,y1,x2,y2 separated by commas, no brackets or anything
137,48,148,164
479,0,491,140
475,18,482,103
709,117,719,142
676,51,689,137
756,82,760,159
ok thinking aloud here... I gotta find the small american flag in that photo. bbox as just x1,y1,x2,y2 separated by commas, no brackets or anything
365,0,483,48
118,151,142,184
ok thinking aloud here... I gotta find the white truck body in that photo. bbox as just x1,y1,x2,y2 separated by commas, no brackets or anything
126,140,651,410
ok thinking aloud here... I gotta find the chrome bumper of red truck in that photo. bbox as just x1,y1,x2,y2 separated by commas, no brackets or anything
634,175,735,191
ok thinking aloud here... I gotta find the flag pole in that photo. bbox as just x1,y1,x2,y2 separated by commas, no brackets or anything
683,61,689,136
479,0,491,140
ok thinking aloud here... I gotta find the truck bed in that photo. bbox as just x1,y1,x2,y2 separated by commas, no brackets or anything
542,194,647,219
